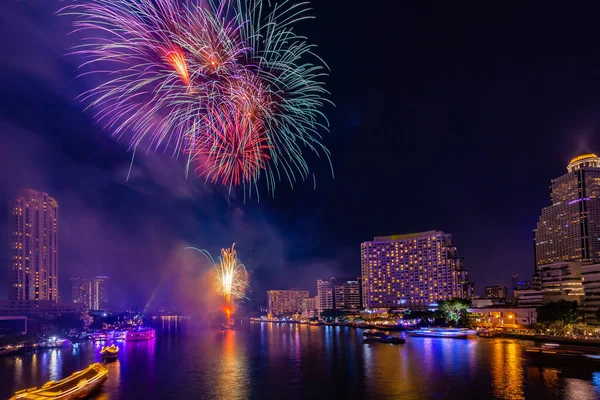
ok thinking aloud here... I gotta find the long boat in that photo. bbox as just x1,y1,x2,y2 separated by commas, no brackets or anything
10,362,108,400
408,328,477,339
125,327,156,341
100,345,119,361
525,343,600,364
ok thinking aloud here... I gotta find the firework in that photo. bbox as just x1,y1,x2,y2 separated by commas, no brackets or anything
60,0,332,194
187,243,249,303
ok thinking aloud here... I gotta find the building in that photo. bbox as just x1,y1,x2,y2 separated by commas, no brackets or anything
469,307,537,327
8,189,59,302
334,279,362,310
534,153,600,267
317,278,335,313
539,262,584,303
266,290,309,316
71,276,109,311
582,263,600,324
303,296,318,318
361,231,473,308
485,285,507,299
0,300,84,318
514,289,543,308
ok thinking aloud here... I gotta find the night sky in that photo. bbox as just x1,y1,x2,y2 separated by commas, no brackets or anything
2,1,600,311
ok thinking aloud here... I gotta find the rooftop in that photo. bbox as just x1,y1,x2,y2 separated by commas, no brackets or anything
567,153,600,172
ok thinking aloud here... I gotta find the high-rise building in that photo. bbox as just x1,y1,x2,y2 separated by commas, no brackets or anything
317,278,335,313
9,189,59,302
485,285,507,299
333,279,362,310
71,276,109,311
303,296,318,318
534,153,600,267
266,290,309,316
361,231,472,308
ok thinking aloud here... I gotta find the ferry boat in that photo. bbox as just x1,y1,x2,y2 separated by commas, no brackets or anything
408,328,477,339
362,331,388,341
91,331,109,341
380,335,406,344
10,362,108,400
100,345,119,361
125,327,156,341
526,343,600,364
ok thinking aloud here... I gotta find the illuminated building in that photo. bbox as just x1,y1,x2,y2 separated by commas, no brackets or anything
303,296,318,318
334,279,362,310
266,290,308,316
469,307,537,326
534,153,600,266
485,285,507,299
582,263,600,323
361,231,473,308
0,300,84,318
317,278,335,313
9,189,59,302
71,276,109,311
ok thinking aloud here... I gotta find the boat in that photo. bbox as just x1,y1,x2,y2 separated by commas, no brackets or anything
10,362,108,400
125,327,156,341
362,331,388,341
525,343,600,364
408,328,477,339
478,329,496,338
91,331,109,341
100,345,119,361
380,335,406,344
309,321,319,326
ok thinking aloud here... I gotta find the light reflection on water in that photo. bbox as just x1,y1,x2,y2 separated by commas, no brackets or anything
3,323,600,399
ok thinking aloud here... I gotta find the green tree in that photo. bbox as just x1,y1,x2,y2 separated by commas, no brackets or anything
538,300,579,323
437,298,472,326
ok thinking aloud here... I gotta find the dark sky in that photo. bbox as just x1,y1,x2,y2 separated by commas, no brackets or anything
2,1,600,311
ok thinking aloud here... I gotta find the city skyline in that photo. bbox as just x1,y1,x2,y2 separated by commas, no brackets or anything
3,2,600,310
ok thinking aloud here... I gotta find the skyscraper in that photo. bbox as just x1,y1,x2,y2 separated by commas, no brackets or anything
9,189,58,302
266,290,309,316
71,276,109,310
361,231,472,308
317,278,335,313
534,153,600,266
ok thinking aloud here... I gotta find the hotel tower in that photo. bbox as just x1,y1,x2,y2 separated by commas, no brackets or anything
8,189,59,302
534,153,600,266
361,230,473,308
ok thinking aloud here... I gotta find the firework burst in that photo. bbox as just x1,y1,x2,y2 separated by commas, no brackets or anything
187,243,249,303
60,0,332,195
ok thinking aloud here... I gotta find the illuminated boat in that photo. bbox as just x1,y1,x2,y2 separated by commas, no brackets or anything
526,343,600,364
91,331,109,341
408,328,477,339
10,362,108,400
100,345,119,361
309,321,319,326
478,329,496,338
380,335,406,344
362,331,388,341
125,327,155,341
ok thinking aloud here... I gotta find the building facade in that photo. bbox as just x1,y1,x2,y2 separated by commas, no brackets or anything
361,231,473,308
266,290,309,316
71,276,109,311
334,279,362,310
303,296,318,318
582,263,600,324
469,307,538,327
534,154,600,267
485,285,507,299
317,278,335,313
0,300,83,318
9,189,59,302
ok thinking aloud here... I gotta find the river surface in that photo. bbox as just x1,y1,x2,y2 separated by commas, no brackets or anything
2,320,600,399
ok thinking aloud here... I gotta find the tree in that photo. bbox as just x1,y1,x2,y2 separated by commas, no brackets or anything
538,300,579,323
437,298,472,327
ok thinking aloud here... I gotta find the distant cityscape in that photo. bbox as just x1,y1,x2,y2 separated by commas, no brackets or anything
265,153,600,327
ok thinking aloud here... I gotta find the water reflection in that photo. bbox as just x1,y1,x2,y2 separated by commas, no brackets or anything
490,340,524,399
48,349,61,381
216,331,248,400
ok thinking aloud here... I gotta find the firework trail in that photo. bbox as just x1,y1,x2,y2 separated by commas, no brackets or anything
187,243,249,303
59,0,332,195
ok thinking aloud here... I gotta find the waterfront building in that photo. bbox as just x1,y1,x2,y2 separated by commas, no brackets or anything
514,289,543,308
469,307,537,327
539,262,584,303
303,296,318,318
0,300,84,318
361,231,473,308
582,263,600,324
534,153,600,267
485,285,507,299
71,276,110,311
8,189,59,302
334,279,362,310
317,278,335,313
266,290,309,316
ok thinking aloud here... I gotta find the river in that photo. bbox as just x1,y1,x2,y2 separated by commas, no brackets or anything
2,319,600,399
